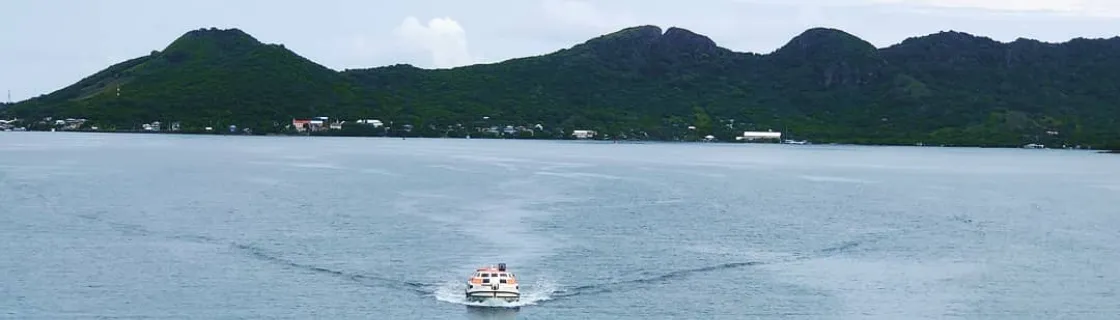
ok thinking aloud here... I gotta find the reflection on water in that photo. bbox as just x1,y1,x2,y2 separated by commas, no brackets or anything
466,306,520,320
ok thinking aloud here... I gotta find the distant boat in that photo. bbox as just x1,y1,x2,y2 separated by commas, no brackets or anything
1023,143,1045,149
783,139,809,145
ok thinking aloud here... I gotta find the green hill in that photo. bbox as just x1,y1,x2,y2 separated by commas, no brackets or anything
7,28,366,132
3,26,1119,148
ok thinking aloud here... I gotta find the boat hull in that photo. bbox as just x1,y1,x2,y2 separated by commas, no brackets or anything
465,288,520,303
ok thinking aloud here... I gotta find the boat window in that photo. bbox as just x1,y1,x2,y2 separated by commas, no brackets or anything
482,278,490,283
499,273,506,277
500,279,508,284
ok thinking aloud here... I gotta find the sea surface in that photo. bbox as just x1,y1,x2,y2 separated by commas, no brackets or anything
1,132,1118,319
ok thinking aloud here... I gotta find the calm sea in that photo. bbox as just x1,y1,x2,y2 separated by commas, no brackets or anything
2,132,1118,319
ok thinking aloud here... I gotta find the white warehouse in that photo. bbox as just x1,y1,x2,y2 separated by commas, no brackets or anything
737,131,782,142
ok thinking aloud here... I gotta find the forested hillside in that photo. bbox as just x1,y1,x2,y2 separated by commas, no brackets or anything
4,26,1118,148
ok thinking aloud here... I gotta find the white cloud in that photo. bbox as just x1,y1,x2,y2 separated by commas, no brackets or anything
393,16,475,68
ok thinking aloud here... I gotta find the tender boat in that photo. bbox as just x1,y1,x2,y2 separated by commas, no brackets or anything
465,263,520,303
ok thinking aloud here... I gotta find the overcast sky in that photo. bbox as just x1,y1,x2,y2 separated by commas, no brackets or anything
2,0,1119,102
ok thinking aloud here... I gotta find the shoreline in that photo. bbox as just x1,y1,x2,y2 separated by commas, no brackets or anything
3,129,1109,152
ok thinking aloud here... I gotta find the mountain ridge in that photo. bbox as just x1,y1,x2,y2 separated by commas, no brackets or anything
4,25,1119,148
340,27,1120,72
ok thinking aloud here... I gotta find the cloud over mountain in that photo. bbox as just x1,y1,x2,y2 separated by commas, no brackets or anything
394,16,476,68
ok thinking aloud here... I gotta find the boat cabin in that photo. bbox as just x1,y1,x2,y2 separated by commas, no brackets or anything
470,265,517,285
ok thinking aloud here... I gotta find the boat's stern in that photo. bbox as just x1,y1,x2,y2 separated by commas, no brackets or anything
465,285,520,303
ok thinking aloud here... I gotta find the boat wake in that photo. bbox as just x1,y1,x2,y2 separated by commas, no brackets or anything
433,278,558,308
551,261,766,298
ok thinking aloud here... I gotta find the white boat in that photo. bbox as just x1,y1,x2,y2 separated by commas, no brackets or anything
465,263,520,303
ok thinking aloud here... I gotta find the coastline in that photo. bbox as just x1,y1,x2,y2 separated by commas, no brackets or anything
3,129,1111,152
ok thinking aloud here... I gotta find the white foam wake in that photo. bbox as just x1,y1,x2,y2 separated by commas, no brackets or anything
433,278,558,308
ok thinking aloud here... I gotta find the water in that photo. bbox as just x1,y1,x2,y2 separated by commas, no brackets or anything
1,132,1118,319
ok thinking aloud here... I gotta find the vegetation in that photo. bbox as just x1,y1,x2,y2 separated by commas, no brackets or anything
3,26,1119,148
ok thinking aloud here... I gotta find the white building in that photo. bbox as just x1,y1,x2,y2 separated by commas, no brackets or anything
572,130,596,139
355,119,383,128
737,130,782,142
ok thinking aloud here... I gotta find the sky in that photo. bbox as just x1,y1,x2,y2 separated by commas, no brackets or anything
2,0,1119,102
